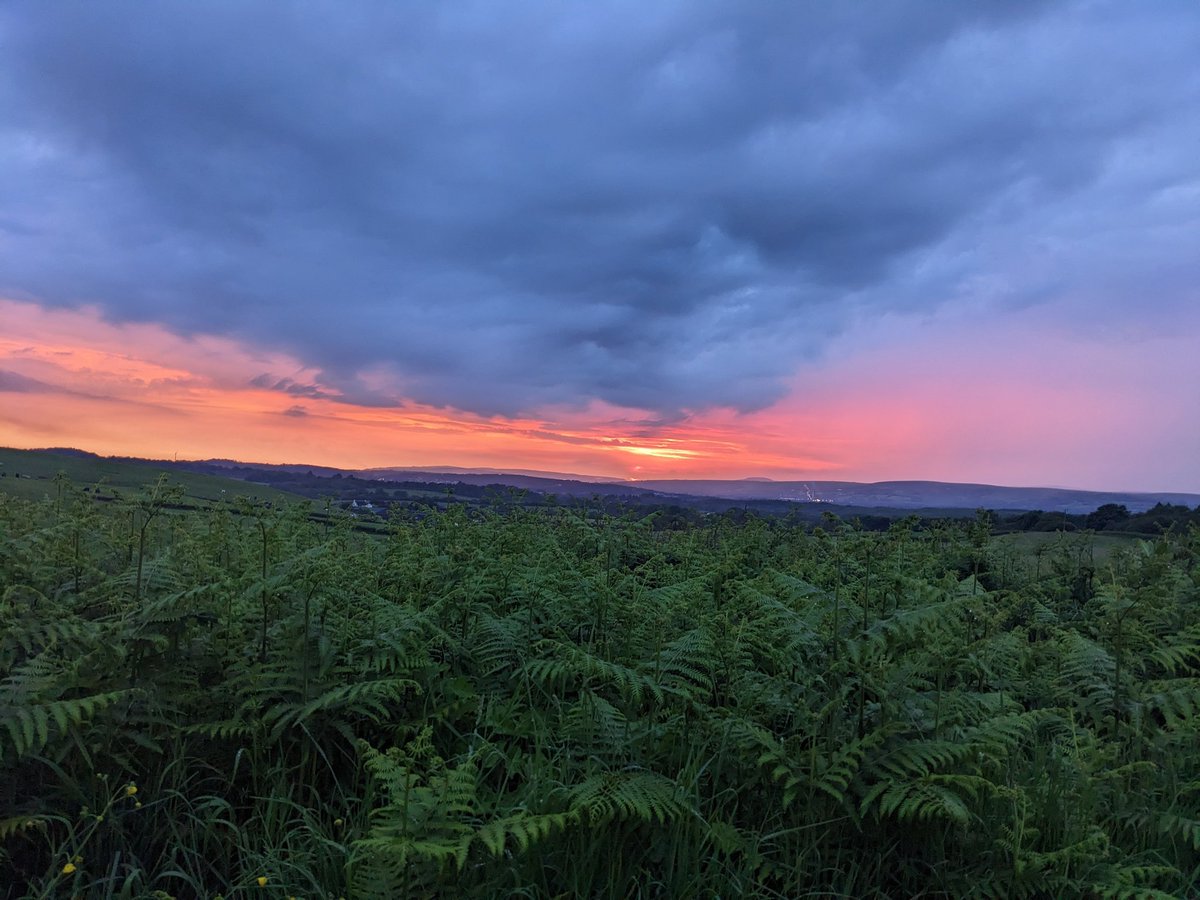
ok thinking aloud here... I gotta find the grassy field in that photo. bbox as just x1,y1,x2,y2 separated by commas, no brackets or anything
0,447,302,505
993,529,1142,568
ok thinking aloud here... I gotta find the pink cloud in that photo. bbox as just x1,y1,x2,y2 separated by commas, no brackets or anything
2,297,1197,490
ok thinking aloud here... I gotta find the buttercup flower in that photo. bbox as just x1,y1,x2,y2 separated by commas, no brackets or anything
62,863,77,875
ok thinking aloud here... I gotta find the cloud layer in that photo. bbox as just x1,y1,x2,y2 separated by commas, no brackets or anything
4,296,1198,490
2,1,1199,421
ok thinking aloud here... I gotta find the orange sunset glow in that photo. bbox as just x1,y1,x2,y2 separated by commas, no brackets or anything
0,298,820,478
3,297,1198,490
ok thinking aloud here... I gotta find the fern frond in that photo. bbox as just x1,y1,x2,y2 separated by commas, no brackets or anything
262,677,420,740
1142,678,1200,728
525,642,663,707
569,770,691,824
1147,626,1200,675
0,815,50,841
0,689,130,761
1157,812,1200,851
861,774,977,826
471,810,578,858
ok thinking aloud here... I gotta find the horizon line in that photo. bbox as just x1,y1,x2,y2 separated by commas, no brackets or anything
7,443,1200,499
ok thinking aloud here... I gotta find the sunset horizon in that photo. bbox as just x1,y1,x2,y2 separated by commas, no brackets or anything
3,3,1199,494
3,294,1197,493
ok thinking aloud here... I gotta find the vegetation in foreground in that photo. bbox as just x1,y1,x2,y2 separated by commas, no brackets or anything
1,481,1198,898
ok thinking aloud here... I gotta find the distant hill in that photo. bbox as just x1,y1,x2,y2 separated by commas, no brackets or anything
199,461,1198,514
361,465,627,484
627,479,1200,514
6,448,1196,515
0,447,303,505
355,470,658,498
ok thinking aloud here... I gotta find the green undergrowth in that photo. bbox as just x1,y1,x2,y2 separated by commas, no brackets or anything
1,483,1198,897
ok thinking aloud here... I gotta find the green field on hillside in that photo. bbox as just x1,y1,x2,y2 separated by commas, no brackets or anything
0,447,301,505
993,529,1141,568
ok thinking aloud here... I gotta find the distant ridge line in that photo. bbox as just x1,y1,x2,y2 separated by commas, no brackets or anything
5,447,1198,514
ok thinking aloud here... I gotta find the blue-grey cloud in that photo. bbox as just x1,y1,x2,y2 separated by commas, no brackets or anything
0,370,60,394
249,373,337,401
1,1,1197,415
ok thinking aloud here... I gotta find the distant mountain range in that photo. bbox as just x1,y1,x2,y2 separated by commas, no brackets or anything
624,479,1200,515
15,448,1200,514
193,457,1198,514
360,465,628,484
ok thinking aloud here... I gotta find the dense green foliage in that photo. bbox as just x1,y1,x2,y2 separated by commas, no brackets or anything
1,483,1198,898
1001,502,1200,537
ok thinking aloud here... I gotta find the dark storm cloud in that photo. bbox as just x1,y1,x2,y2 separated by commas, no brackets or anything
1,1,1197,415
249,373,336,401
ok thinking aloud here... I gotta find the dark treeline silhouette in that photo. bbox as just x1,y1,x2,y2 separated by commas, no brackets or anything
1000,501,1200,536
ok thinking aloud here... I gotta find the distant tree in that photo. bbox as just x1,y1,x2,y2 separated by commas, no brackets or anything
1032,511,1084,532
1126,502,1197,534
1008,510,1043,531
1086,503,1130,531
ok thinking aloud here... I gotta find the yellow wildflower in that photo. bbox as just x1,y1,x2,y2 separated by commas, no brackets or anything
334,817,344,827
126,784,138,797
62,862,77,875
257,876,268,887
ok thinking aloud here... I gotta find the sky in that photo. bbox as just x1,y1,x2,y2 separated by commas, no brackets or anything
1,1,1198,490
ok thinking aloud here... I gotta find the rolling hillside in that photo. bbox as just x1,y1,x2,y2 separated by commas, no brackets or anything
0,447,302,505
